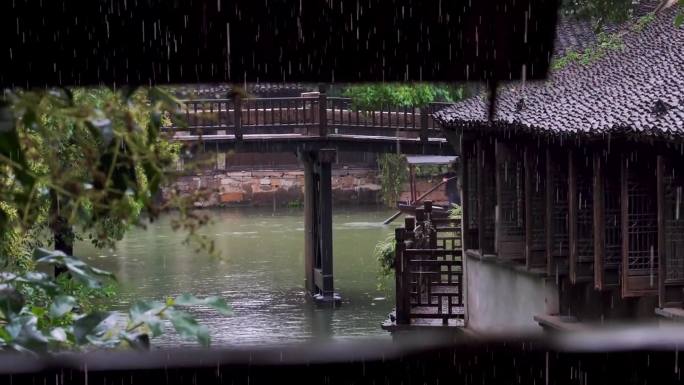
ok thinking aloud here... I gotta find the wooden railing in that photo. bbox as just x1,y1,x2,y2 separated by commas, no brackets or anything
172,95,453,142
394,201,464,327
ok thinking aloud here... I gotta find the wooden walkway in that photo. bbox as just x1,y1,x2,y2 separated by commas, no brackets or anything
169,95,456,155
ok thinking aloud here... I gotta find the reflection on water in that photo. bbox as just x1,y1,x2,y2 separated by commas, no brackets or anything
76,207,397,347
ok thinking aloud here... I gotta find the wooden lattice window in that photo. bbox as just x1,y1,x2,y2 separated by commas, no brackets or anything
660,155,684,306
496,141,525,260
570,150,594,283
622,152,658,297
595,152,622,289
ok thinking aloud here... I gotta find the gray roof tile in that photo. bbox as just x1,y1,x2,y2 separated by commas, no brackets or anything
434,7,684,140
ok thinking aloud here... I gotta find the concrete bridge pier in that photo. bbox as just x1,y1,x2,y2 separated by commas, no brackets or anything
300,148,341,307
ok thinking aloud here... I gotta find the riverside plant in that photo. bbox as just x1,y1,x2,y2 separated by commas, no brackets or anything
0,248,231,353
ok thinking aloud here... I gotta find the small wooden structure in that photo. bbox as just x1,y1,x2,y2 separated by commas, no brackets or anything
433,7,684,322
383,201,465,331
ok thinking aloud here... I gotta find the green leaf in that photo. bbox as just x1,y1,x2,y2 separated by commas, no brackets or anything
72,311,115,344
676,11,684,28
175,294,232,315
122,332,151,351
18,272,59,295
49,327,67,342
203,297,232,315
30,306,46,318
5,315,49,352
128,300,165,337
49,295,76,318
166,309,211,347
35,249,115,289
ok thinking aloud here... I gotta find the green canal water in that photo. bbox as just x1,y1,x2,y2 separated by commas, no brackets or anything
76,207,398,347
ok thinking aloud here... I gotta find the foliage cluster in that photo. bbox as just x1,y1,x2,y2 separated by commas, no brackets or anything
377,154,408,207
343,83,465,111
0,87,225,352
0,248,230,353
561,0,634,31
552,32,625,70
374,232,396,278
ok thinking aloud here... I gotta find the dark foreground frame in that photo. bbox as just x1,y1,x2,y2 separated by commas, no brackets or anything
2,325,684,385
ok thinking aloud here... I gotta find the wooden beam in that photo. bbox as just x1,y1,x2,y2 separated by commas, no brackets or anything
593,151,606,290
568,149,578,284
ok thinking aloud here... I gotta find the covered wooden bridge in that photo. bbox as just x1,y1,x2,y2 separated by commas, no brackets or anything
432,6,684,330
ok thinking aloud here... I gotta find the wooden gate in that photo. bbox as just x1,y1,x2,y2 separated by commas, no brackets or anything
394,203,465,327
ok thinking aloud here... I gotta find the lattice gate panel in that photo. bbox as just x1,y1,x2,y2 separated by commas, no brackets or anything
622,153,658,297
547,149,569,275
662,158,684,306
405,248,464,326
497,142,525,260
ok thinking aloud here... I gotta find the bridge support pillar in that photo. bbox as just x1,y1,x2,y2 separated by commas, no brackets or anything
300,148,341,307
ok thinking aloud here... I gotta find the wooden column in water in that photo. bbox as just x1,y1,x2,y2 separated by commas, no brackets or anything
300,148,339,304
316,149,335,300
302,151,316,295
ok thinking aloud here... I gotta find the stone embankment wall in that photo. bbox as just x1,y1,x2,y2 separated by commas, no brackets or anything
165,168,383,207
164,168,450,208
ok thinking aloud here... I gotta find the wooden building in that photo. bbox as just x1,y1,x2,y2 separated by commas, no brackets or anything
434,6,684,328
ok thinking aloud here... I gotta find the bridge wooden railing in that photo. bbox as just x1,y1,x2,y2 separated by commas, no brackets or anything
392,201,464,328
171,95,453,142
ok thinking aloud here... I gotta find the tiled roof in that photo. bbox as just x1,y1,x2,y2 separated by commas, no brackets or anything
434,6,684,140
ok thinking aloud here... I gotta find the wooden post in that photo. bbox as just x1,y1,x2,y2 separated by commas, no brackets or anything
317,150,334,297
568,149,578,284
409,165,416,203
657,155,665,307
301,152,316,295
234,94,243,141
419,107,429,144
593,151,606,289
620,153,629,298
477,140,486,255
318,84,328,137
545,147,554,276
524,147,534,269
394,227,408,324
461,140,471,251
